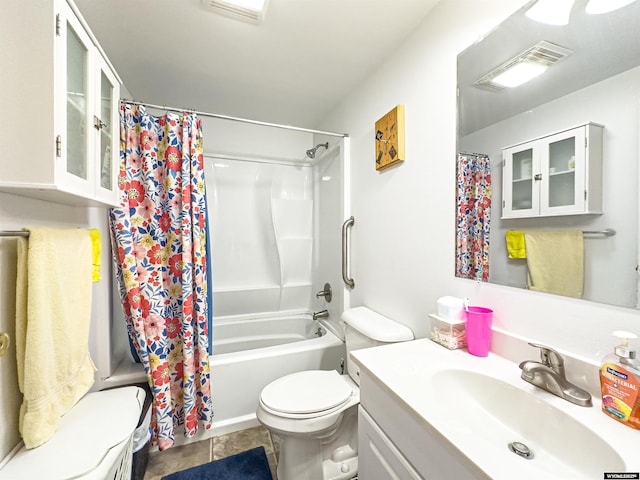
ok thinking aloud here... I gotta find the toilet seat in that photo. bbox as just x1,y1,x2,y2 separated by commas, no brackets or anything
260,370,353,418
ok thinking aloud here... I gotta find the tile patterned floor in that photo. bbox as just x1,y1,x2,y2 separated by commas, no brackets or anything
142,426,279,479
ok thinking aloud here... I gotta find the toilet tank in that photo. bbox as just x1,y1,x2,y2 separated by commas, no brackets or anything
342,306,414,384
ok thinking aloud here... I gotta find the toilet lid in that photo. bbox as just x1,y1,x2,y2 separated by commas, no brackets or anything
0,387,144,479
260,370,353,415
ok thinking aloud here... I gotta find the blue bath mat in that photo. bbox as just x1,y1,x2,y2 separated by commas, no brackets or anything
161,446,273,480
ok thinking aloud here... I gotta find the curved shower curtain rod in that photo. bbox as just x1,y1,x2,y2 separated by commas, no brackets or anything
121,99,349,138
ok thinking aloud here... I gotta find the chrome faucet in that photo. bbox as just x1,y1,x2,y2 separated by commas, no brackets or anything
313,310,329,321
519,342,592,407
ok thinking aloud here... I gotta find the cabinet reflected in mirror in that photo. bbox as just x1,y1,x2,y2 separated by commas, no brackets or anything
456,0,640,308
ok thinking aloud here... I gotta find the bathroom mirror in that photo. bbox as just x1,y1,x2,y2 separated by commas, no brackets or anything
456,0,640,308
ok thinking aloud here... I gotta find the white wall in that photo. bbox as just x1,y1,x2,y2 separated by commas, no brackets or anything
318,0,640,361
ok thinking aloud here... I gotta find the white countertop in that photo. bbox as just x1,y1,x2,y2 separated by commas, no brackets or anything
351,339,639,480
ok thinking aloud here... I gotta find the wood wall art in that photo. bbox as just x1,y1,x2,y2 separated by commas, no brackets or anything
375,104,405,170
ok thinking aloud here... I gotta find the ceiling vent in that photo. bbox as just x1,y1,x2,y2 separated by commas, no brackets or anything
474,41,573,91
201,0,269,24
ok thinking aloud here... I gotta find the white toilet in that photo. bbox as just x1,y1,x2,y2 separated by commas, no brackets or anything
256,306,414,480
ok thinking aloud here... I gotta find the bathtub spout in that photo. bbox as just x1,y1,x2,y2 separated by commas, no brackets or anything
313,310,329,321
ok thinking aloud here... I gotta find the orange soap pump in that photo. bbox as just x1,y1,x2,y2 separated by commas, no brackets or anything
599,331,640,430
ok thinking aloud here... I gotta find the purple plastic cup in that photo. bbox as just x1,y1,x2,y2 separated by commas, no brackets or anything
464,306,493,357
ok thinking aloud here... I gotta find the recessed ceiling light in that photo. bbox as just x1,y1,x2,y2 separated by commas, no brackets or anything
586,0,637,14
474,41,573,91
491,61,548,88
525,0,575,25
201,0,269,24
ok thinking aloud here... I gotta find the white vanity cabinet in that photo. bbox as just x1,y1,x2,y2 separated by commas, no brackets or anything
501,123,603,219
358,407,422,479
352,340,640,479
352,355,487,480
0,0,120,207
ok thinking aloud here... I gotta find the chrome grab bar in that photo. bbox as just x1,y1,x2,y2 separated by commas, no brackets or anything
342,216,355,289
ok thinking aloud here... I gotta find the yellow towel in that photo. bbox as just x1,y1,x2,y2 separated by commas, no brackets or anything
524,230,584,299
506,230,526,259
89,228,101,282
15,228,96,449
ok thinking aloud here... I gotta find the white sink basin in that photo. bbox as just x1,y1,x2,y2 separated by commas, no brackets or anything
431,369,625,477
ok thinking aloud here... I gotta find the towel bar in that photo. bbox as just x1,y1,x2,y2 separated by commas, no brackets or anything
583,228,616,237
0,231,29,237
509,228,616,238
1,228,616,238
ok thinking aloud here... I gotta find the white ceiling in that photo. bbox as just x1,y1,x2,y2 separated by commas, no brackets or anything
74,0,441,129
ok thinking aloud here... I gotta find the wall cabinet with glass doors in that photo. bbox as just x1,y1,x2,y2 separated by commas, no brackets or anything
501,123,603,219
0,0,120,207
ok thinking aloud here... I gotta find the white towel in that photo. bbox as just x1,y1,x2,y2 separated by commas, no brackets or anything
524,230,584,299
15,227,96,449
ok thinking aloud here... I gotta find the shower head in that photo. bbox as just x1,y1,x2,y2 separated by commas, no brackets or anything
306,142,329,159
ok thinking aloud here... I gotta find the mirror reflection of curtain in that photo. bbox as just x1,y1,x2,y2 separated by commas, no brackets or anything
456,153,491,281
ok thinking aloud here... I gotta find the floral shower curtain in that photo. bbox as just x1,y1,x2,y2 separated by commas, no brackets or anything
456,152,491,282
109,103,213,450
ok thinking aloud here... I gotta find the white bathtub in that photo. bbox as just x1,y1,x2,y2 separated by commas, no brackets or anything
210,311,346,436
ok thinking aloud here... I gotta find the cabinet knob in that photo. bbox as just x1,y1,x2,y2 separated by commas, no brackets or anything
534,173,542,181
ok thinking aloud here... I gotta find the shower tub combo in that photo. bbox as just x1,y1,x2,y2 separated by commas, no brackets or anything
210,311,345,436
203,139,349,436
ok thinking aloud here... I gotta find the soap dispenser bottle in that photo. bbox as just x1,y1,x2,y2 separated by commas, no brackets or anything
599,331,640,430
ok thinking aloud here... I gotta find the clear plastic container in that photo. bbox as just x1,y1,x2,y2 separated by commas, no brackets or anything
429,313,466,350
